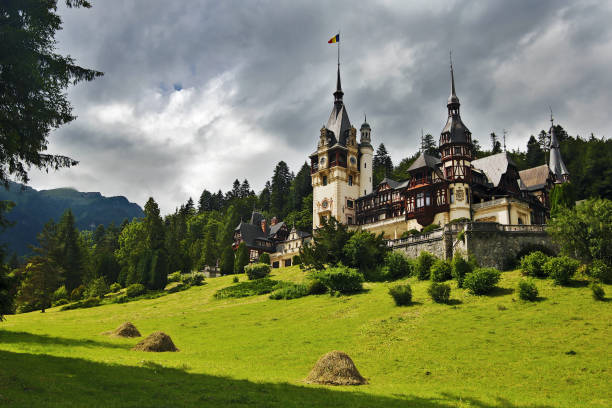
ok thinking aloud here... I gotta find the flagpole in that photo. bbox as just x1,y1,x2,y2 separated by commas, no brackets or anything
337,31,340,67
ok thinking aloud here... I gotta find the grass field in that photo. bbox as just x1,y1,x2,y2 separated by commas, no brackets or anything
0,267,610,407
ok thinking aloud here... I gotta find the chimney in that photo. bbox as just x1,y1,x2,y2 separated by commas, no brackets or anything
261,219,267,233
270,216,278,226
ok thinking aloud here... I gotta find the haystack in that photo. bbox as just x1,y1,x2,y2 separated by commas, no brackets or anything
305,350,366,385
132,331,178,352
112,322,141,338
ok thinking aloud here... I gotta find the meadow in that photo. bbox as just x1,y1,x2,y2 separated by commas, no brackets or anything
0,266,610,407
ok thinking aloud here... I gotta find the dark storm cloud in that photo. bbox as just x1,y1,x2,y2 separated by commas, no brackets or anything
28,0,612,212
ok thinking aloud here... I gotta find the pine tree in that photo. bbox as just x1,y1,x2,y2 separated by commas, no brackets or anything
258,181,272,213
220,246,235,275
234,242,249,274
422,134,439,157
239,179,252,198
184,197,195,216
56,210,85,291
490,133,502,154
144,198,164,251
143,198,167,289
290,162,313,213
526,135,545,168
373,143,393,186
198,189,212,213
270,161,292,218
16,256,63,313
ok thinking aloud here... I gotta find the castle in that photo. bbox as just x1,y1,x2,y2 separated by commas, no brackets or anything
234,57,568,266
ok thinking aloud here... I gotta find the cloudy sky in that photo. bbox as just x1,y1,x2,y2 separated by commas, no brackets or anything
28,0,612,213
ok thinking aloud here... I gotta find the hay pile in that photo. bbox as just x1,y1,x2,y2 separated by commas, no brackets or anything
305,350,366,385
112,322,141,338
132,331,178,352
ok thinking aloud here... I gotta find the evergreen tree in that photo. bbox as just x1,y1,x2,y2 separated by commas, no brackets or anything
258,181,272,213
373,143,393,186
16,256,63,313
270,161,292,218
184,197,195,216
228,179,241,201
526,135,545,168
290,162,312,213
56,210,85,291
490,133,502,154
239,179,252,198
211,190,225,211
233,242,249,274
198,189,213,213
220,246,234,275
144,198,164,251
550,183,576,217
143,198,167,289
422,134,439,157
0,264,12,320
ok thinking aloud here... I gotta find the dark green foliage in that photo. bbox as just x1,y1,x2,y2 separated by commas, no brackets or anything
15,256,63,313
550,183,576,217
305,277,327,295
300,217,353,270
109,283,121,293
0,0,102,186
270,161,293,218
415,251,436,280
233,243,249,274
148,249,169,290
520,251,550,278
518,279,539,301
388,284,412,306
269,283,310,300
52,285,68,302
52,298,69,307
421,224,439,234
292,255,301,265
56,210,86,291
0,265,13,320
232,276,239,283
451,253,471,288
343,231,389,276
548,198,612,267
245,263,270,280
590,283,605,301
383,251,412,280
191,272,205,286
167,271,182,283
258,253,271,265
214,279,279,299
544,256,579,285
587,259,612,284
463,268,501,295
60,297,100,311
310,266,363,294
428,282,451,303
70,285,85,301
220,247,235,275
430,260,452,282
84,277,109,298
373,143,394,186
126,284,146,298
526,135,545,168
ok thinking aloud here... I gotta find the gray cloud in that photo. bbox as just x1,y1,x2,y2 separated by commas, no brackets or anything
27,0,612,213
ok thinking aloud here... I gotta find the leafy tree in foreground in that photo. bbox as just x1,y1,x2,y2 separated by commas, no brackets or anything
220,246,235,275
16,256,63,313
0,0,103,186
300,217,353,270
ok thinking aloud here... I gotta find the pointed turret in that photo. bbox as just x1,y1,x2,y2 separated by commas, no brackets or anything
325,64,351,145
440,55,472,150
334,64,344,108
548,122,570,183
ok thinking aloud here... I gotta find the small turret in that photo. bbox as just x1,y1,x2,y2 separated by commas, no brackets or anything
548,116,570,183
360,115,371,146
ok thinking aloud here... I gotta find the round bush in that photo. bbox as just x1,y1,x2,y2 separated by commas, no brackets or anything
245,263,271,280
388,284,412,306
167,271,182,283
53,285,68,301
85,277,110,298
310,266,363,294
430,260,452,282
126,283,146,298
110,283,121,293
520,251,550,278
52,298,69,307
428,282,451,303
590,283,605,301
383,252,412,280
452,254,472,288
232,276,239,283
463,268,501,295
258,253,271,265
306,277,327,295
517,279,539,301
415,251,436,280
587,259,612,284
191,272,205,286
544,256,579,285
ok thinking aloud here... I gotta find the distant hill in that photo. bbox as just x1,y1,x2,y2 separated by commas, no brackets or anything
0,182,144,256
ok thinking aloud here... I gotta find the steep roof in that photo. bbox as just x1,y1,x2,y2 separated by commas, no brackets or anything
519,165,551,191
326,104,351,146
549,126,569,181
472,152,516,187
377,177,400,189
407,153,441,172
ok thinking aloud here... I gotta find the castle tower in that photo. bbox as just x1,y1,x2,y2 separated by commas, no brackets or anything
310,65,361,229
548,119,570,183
359,118,373,196
439,57,473,220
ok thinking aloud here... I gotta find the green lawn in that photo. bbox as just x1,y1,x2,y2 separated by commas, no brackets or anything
0,267,610,407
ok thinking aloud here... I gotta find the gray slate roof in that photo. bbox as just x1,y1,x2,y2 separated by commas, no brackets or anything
326,104,351,146
472,152,516,187
549,126,569,180
519,165,550,191
407,153,441,172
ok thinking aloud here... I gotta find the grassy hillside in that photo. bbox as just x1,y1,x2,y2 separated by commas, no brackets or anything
0,267,610,407
0,182,144,255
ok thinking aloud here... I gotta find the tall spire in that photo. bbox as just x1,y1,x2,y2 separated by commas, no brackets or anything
448,51,460,107
334,63,344,108
548,110,569,182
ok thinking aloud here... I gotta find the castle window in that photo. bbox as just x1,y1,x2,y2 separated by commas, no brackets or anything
416,193,424,208
322,176,327,186
347,199,354,209
450,188,454,204
454,146,461,155
347,216,353,225
348,175,353,186
425,192,431,206
364,163,367,168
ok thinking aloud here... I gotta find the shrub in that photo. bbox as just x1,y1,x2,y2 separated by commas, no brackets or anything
517,279,539,301
60,297,101,311
180,273,193,286
430,260,452,282
258,253,271,265
590,283,605,301
363,265,386,282
428,282,451,303
232,276,239,283
456,231,465,242
85,277,110,299
292,255,301,265
126,283,146,298
463,268,501,295
52,298,69,307
110,282,121,293
245,263,271,280
310,266,363,294
414,251,436,280
388,284,412,306
587,259,612,284
306,277,327,295
70,285,85,301
191,272,205,286
422,224,440,234
520,251,550,278
168,271,182,283
452,254,472,288
214,278,279,299
269,283,310,300
544,256,579,285
383,252,412,280
53,285,68,302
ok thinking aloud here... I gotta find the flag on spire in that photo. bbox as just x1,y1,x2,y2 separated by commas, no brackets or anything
328,33,339,43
